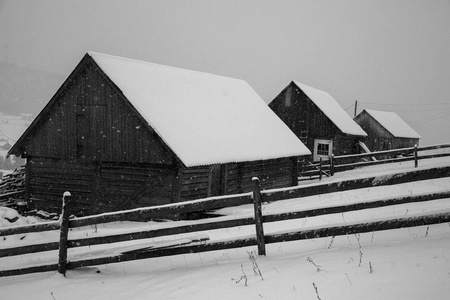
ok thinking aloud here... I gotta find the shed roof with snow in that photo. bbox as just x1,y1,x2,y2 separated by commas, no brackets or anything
357,109,421,139
9,52,310,166
90,52,310,166
292,81,367,137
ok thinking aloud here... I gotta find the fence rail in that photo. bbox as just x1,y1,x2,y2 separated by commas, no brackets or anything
2,171,450,277
299,143,450,180
3,165,450,239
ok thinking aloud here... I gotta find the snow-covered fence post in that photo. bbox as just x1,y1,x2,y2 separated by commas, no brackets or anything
252,177,266,256
414,144,418,168
58,191,72,276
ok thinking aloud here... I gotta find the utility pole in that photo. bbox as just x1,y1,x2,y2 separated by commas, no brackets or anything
354,100,358,117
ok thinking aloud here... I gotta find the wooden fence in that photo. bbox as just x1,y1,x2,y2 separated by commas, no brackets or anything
2,170,450,277
299,143,450,180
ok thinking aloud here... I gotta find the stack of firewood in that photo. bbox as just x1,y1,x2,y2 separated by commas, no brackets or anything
0,166,26,209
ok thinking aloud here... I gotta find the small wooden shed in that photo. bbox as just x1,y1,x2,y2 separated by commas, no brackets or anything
8,52,310,216
269,81,367,161
354,109,421,152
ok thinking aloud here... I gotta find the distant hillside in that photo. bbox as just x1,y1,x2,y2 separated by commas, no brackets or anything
0,112,31,143
0,61,65,116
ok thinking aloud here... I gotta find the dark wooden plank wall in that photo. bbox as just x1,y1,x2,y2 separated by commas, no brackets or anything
28,157,95,215
178,158,296,201
333,135,360,157
363,137,419,152
239,158,295,191
28,157,177,215
224,163,242,195
225,158,295,195
180,166,211,201
97,163,175,212
24,62,173,165
27,157,296,215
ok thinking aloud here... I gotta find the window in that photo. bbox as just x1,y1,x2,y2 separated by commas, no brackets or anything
313,139,333,161
316,143,330,156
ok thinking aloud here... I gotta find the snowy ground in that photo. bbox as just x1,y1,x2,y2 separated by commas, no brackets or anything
1,157,450,299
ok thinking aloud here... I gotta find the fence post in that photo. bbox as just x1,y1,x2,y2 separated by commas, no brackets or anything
319,157,323,181
252,177,266,256
58,191,72,276
291,156,299,186
414,144,418,168
330,154,335,176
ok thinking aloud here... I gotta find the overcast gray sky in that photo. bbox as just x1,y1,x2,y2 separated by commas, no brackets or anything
1,0,449,145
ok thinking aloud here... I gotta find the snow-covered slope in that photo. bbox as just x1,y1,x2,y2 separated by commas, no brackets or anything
1,157,450,299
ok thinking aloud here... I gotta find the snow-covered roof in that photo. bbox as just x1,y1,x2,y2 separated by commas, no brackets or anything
293,81,367,137
363,109,421,139
90,52,310,167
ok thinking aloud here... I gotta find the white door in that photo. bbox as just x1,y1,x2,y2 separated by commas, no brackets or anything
313,139,333,161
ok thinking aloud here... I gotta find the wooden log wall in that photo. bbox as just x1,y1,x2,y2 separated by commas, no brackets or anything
224,163,242,195
26,157,296,216
27,158,176,216
179,166,211,201
28,157,95,215
99,162,175,212
333,135,360,157
178,157,296,202
363,137,420,153
226,158,295,194
241,158,294,191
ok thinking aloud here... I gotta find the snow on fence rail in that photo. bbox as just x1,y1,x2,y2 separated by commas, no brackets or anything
2,173,450,277
300,143,450,180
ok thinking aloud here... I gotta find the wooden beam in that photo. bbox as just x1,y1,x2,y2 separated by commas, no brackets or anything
263,191,450,223
24,160,31,203
265,212,450,244
291,157,299,186
0,263,58,277
58,192,71,275
264,166,450,203
237,163,244,193
172,167,183,203
0,217,255,258
91,162,101,214
207,166,213,197
252,178,265,256
66,236,258,271
0,221,60,236
221,164,228,195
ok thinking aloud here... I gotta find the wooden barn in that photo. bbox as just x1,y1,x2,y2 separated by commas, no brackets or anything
269,81,367,161
7,52,310,216
354,109,421,152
